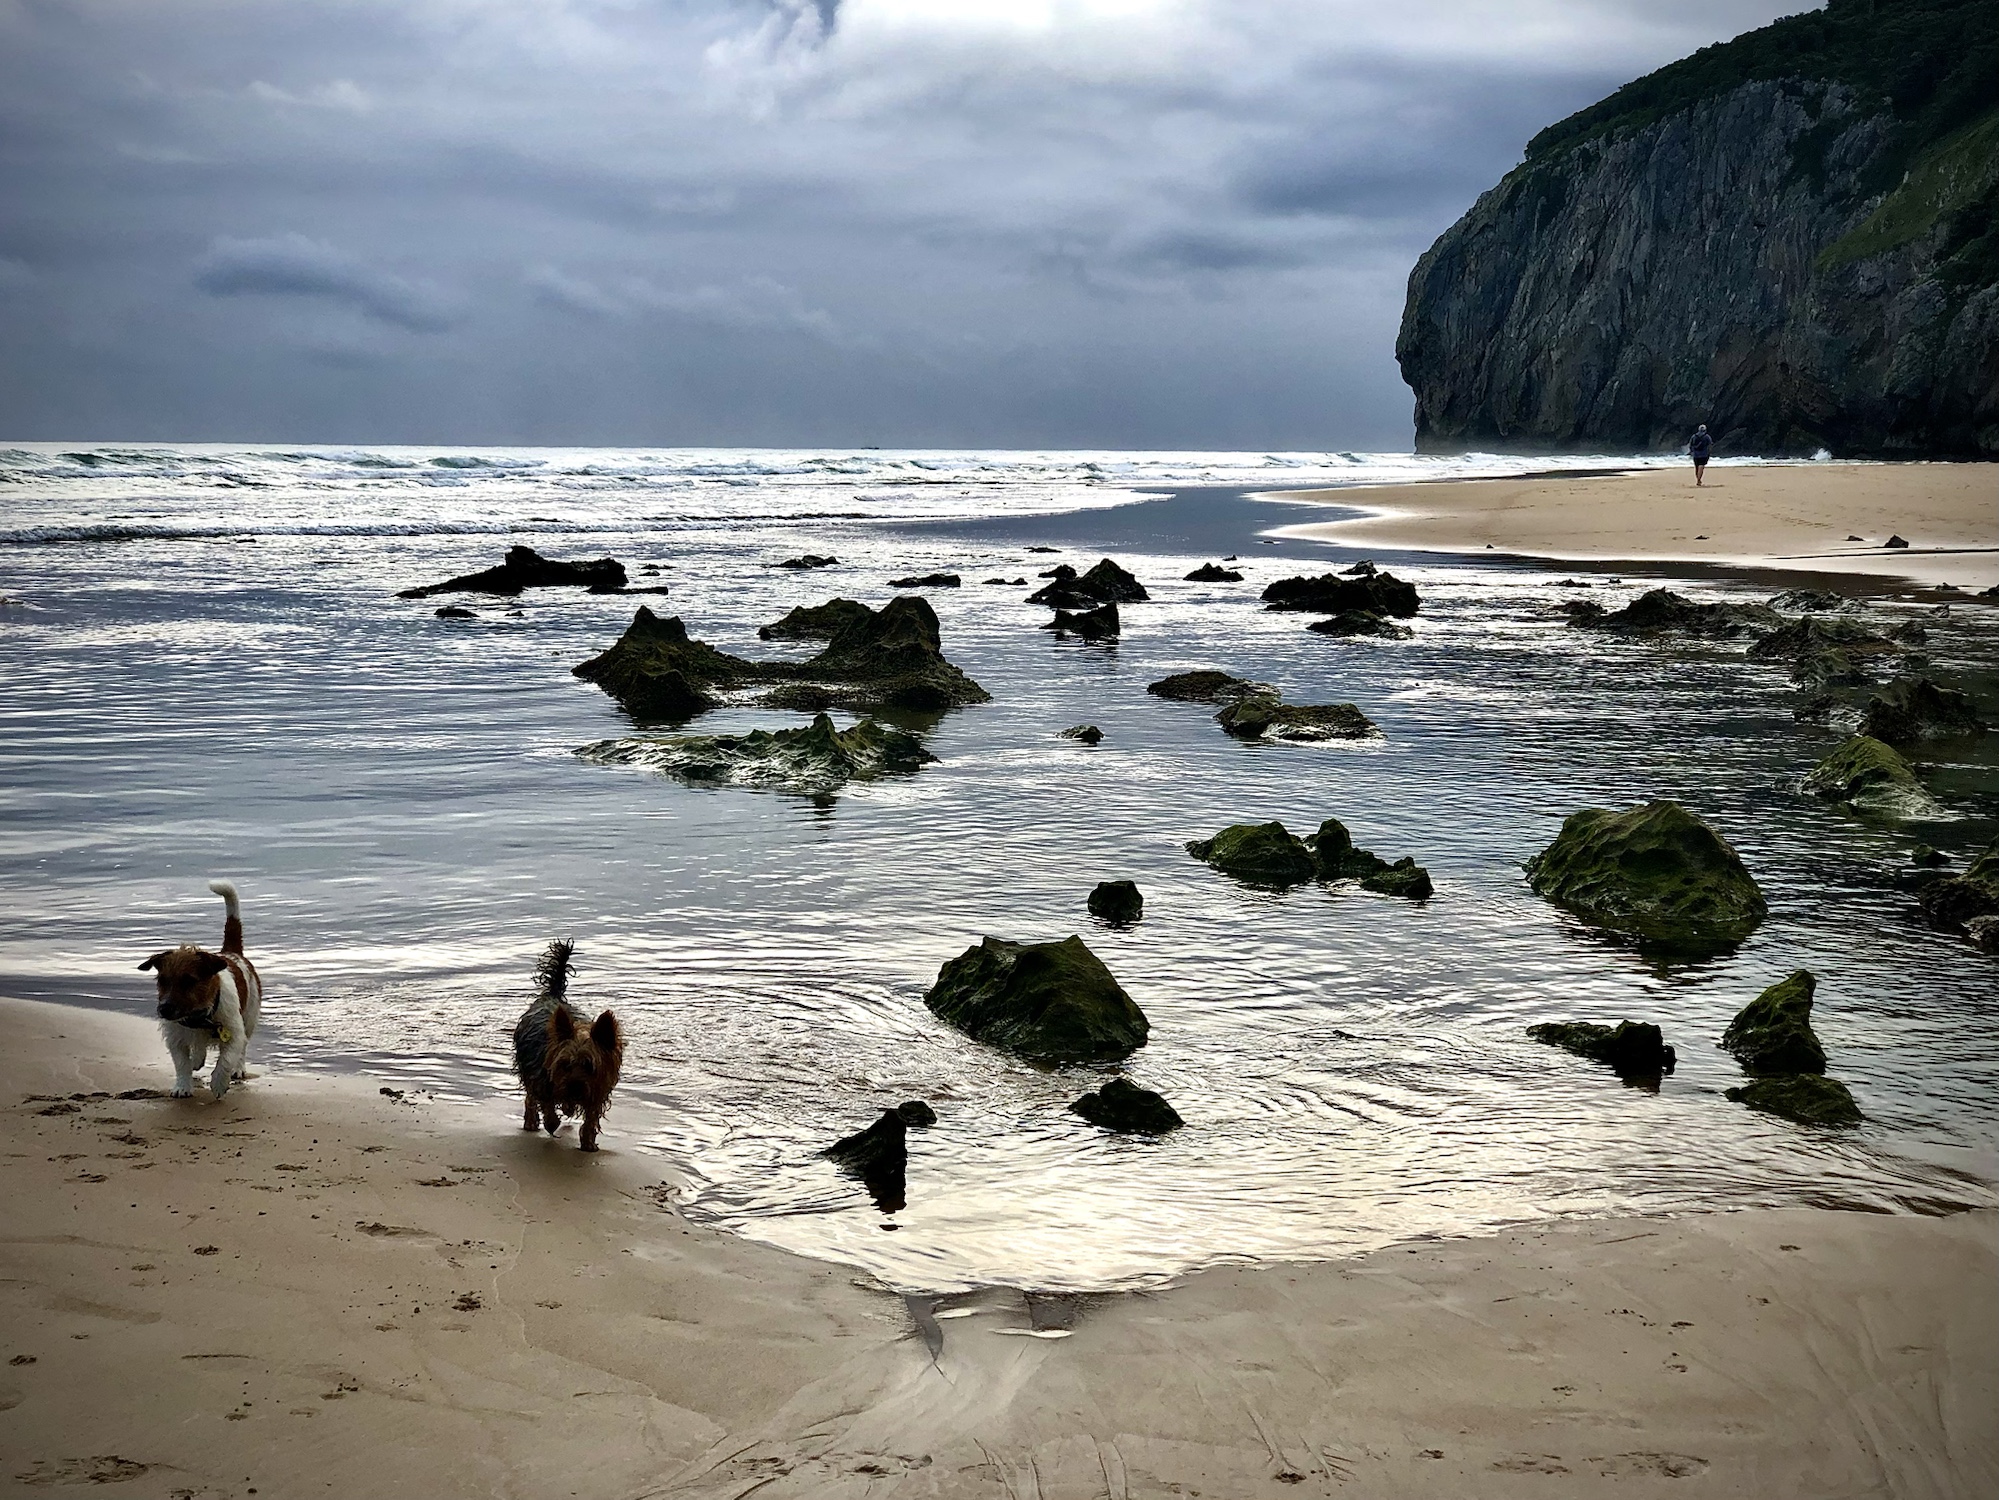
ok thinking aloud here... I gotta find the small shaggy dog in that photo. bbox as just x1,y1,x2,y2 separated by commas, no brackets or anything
513,940,623,1151
139,880,263,1100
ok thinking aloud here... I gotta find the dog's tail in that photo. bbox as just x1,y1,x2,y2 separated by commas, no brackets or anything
209,880,244,956
536,938,575,1003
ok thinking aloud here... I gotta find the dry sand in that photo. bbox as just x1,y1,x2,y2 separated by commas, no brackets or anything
1271,462,1999,589
3,996,1994,1499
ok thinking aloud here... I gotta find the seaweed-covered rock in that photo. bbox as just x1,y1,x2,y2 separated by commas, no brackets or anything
1215,695,1379,742
1746,615,1896,661
758,598,874,641
777,554,839,570
1801,735,1938,818
1306,610,1415,640
1060,724,1104,745
1966,915,1999,955
1028,557,1149,609
924,935,1149,1064
1069,1076,1183,1134
1147,670,1269,704
1344,560,1378,576
823,1109,909,1212
435,605,475,619
1042,602,1120,639
1304,818,1432,895
1918,843,1999,929
1359,859,1434,899
1524,800,1766,952
572,608,766,721
1721,971,1827,1076
1569,587,1780,638
1186,821,1318,888
1859,677,1986,745
889,572,960,588
1768,589,1850,612
575,712,935,793
1087,880,1143,924
1725,1074,1863,1126
1527,1020,1677,1077
779,595,990,712
1261,571,1420,617
1793,647,1879,690
399,544,630,598
1185,562,1244,582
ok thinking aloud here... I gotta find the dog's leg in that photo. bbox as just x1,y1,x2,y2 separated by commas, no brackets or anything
208,982,247,1099
522,1091,540,1131
165,1027,198,1098
540,1092,559,1135
210,1035,245,1099
580,1108,601,1153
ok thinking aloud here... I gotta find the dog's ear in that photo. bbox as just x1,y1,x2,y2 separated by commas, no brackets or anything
138,951,171,972
549,1007,577,1042
590,1010,620,1051
195,953,230,977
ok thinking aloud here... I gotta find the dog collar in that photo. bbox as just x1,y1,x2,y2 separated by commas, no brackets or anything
187,1002,223,1035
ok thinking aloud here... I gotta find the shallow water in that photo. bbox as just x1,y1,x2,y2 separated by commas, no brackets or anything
3,443,1995,1293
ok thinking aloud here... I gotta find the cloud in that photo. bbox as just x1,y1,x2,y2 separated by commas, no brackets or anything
249,78,375,114
528,264,856,344
192,234,460,332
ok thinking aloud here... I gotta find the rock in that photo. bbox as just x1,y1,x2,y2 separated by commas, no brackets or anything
1359,859,1434,899
758,598,874,641
1769,589,1850,612
1215,695,1379,742
1910,844,1948,868
889,573,960,588
1087,880,1143,924
776,596,991,712
1859,676,1985,745
1721,970,1827,1076
1885,535,1910,549
572,607,759,721
1982,584,1999,600
1042,602,1120,639
1569,588,1780,638
1524,800,1766,952
1028,558,1149,609
576,712,935,793
1800,735,1938,818
399,544,630,598
1965,916,1999,955
1187,821,1318,888
1344,560,1377,576
982,577,1027,586
1185,563,1244,582
1527,1020,1677,1077
923,935,1149,1064
1261,571,1420,618
434,605,475,619
895,1099,937,1127
1307,818,1430,894
1725,1074,1863,1126
1888,620,1928,646
1026,546,1060,554
823,1110,908,1212
1306,610,1415,640
776,554,839,569
1793,648,1878,690
1037,564,1077,580
1918,842,1999,929
1069,1076,1182,1134
1745,615,1895,661
1146,670,1268,704
1060,724,1104,745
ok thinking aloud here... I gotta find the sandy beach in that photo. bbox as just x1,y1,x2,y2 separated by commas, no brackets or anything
1272,462,1999,589
3,996,1994,1499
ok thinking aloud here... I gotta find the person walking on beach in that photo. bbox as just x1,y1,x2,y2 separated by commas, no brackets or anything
1689,423,1713,486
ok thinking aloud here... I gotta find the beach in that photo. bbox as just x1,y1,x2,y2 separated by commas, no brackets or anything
1273,462,1999,589
3,996,1995,1498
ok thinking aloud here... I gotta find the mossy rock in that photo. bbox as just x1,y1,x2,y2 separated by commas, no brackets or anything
1147,670,1268,703
1801,735,1938,818
923,935,1149,1064
1524,800,1766,952
1721,970,1827,1075
1186,822,1318,888
1725,1074,1863,1126
1214,695,1378,741
1528,1020,1677,1076
759,598,873,641
1860,676,1986,745
575,712,934,794
1069,1076,1183,1134
1360,859,1434,899
1087,880,1143,924
1917,841,1999,929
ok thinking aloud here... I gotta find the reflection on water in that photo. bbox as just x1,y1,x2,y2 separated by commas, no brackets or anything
2,444,1996,1293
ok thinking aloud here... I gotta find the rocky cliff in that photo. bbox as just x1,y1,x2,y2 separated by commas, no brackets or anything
1397,0,1999,457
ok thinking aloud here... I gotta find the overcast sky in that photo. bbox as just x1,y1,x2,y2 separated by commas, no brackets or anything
0,0,1801,450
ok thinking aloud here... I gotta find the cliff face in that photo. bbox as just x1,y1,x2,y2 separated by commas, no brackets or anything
1398,1,1999,457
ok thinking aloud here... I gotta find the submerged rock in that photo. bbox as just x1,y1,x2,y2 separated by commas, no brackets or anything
1568,587,1780,638
1359,859,1434,899
889,572,960,588
1069,1076,1182,1134
758,598,874,641
399,544,630,598
1528,1020,1677,1077
1086,879,1143,924
823,1109,909,1212
435,605,475,619
1215,695,1379,742
1306,610,1415,640
1042,601,1120,639
1524,800,1766,952
1725,1074,1863,1126
1060,724,1104,745
1146,670,1269,704
1028,558,1149,609
1768,589,1851,612
1966,915,1999,955
576,712,934,793
777,554,839,570
1186,822,1318,888
1344,560,1378,576
923,935,1149,1064
1720,971,1828,1076
1746,615,1896,662
1185,562,1244,582
1793,647,1880,690
1859,676,1986,745
1918,842,1999,930
1261,571,1420,618
1801,735,1938,818
1307,817,1432,896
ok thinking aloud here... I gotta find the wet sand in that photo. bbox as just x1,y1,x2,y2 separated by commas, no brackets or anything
3,996,1995,1497
1270,462,1999,589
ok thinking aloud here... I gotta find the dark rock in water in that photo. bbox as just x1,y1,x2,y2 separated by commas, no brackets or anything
1793,647,1878,690
1528,1020,1677,1077
1029,558,1149,609
1800,735,1937,818
895,1099,937,1127
1910,844,1948,868
823,1110,908,1212
1042,602,1120,639
1306,610,1414,640
983,577,1028,586
1261,570,1419,618
1560,598,1607,624
777,554,839,570
1525,800,1766,952
435,605,476,619
1918,842,1999,930
1146,670,1268,704
1186,822,1317,888
572,607,759,721
1307,818,1430,895
889,572,960,588
1885,535,1910,549
758,598,874,641
1027,546,1060,554
1569,587,1780,638
1037,563,1077,580
923,935,1149,1064
1888,620,1928,646
1359,859,1434,899
1215,694,1378,742
1726,1074,1863,1126
775,595,991,712
1982,584,1999,600
1087,879,1142,924
1859,676,1985,745
1966,916,1999,955
1344,560,1377,576
1793,692,1836,724
1769,589,1850,612
1185,562,1244,582
1721,971,1827,1076
576,712,935,793
1069,1076,1182,1134
399,544,630,598
1746,615,1895,661
1060,724,1104,745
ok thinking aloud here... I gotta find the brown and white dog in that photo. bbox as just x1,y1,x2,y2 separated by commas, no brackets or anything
140,880,263,1100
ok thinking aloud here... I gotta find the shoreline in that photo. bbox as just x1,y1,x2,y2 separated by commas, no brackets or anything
4,996,1994,1497
1264,461,1999,591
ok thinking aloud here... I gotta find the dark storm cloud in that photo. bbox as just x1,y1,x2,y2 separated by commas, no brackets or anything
0,0,1807,447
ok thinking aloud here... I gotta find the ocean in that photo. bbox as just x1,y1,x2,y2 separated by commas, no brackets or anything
3,442,1994,1293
